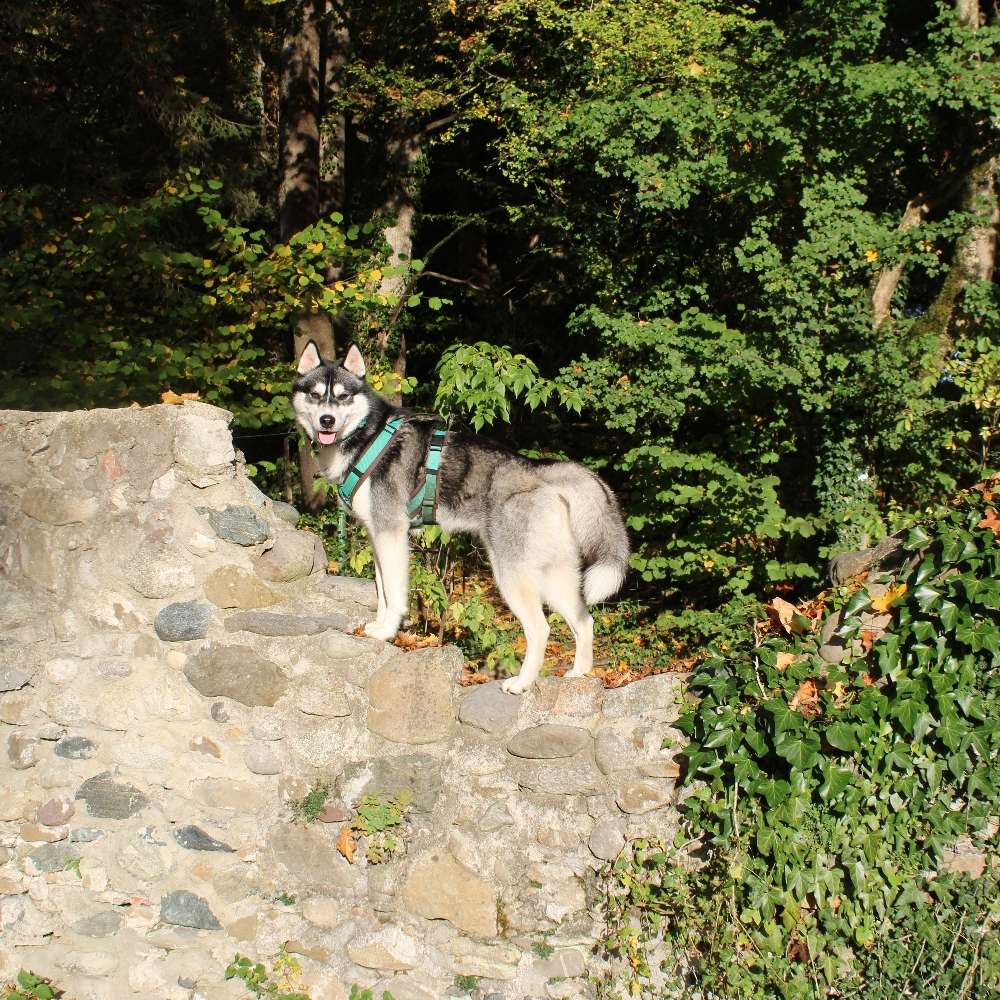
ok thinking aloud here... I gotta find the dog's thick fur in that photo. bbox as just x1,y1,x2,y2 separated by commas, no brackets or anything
292,342,629,694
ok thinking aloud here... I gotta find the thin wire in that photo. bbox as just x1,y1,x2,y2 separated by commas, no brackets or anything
232,430,294,440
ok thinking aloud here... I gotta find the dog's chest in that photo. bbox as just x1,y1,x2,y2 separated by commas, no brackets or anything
318,447,352,483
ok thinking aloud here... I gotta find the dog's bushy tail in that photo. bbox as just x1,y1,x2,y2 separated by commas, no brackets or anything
543,464,630,604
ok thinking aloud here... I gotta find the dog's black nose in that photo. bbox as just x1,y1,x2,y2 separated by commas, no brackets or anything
319,414,334,429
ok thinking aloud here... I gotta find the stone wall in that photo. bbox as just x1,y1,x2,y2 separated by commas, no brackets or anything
0,404,685,1000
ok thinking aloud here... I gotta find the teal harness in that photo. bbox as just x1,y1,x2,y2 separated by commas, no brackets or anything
337,417,448,528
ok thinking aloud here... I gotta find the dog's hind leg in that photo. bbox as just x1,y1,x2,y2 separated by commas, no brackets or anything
497,573,550,696
364,525,409,642
543,567,594,679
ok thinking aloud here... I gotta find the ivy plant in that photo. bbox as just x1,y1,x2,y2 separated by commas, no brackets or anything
600,480,1000,998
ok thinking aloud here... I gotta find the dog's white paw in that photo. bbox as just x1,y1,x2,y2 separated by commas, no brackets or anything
363,621,398,642
564,667,593,679
501,675,533,696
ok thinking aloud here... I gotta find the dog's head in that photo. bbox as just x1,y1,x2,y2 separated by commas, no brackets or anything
292,342,371,446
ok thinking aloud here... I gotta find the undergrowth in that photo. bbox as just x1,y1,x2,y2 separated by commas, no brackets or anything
600,480,1000,999
2,971,63,1000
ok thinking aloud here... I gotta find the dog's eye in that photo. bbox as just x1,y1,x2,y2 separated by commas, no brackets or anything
309,391,322,401
338,394,353,405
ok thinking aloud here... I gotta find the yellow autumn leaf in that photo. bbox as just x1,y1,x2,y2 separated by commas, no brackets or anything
41,243,59,254
870,582,907,614
306,241,324,253
865,249,879,262
369,268,383,283
160,390,201,405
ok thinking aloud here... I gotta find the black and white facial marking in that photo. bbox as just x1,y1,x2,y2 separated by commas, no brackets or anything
292,342,370,446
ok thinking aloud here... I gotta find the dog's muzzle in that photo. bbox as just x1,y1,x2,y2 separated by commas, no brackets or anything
317,415,336,446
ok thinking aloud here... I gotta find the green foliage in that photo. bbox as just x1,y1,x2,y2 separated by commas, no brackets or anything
7,0,1000,642
225,950,309,1000
2,971,61,1000
435,341,582,431
452,975,480,994
351,791,413,864
289,783,330,825
600,484,1000,998
447,587,521,676
0,170,395,428
348,988,395,1000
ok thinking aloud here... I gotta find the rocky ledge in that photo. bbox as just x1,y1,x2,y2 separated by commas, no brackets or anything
0,404,686,1000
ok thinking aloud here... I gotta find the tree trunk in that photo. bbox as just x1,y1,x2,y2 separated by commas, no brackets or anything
871,197,928,329
319,16,349,219
279,0,338,510
872,1,998,340
376,124,423,402
955,0,982,29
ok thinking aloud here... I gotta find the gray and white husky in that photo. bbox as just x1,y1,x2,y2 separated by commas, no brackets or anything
292,341,629,694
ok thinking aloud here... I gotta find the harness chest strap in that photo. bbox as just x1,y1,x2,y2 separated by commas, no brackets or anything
338,418,448,528
406,426,448,528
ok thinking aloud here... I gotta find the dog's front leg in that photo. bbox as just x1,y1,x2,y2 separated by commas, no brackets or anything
363,525,409,642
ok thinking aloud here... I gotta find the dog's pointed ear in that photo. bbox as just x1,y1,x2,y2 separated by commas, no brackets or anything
297,341,322,374
343,344,367,378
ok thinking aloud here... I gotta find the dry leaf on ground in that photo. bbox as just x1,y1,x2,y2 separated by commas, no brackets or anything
775,651,798,672
789,678,820,717
871,582,907,613
978,509,1000,538
160,390,201,405
765,597,811,635
336,824,357,864
393,631,441,650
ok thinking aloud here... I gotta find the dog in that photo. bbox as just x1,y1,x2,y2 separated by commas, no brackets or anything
292,341,629,694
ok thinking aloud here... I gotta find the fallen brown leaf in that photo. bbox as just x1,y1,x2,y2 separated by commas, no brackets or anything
393,631,441,650
336,824,357,864
978,508,1000,538
765,597,810,635
775,651,797,672
789,678,820,717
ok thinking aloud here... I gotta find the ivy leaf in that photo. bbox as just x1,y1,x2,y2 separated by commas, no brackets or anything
912,585,942,612
775,730,821,770
935,711,964,752
938,599,959,632
765,699,803,733
818,764,853,802
826,722,859,751
754,777,791,808
891,697,927,736
912,710,936,742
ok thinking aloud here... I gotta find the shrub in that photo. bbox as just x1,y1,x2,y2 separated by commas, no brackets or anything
600,480,1000,998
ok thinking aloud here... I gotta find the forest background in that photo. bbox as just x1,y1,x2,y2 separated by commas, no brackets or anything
2,3,1000,998
3,0,1000,636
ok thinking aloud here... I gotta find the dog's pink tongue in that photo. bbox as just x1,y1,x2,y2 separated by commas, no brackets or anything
317,430,337,445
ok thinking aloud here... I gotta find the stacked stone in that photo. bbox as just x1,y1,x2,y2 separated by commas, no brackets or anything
0,404,687,1000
